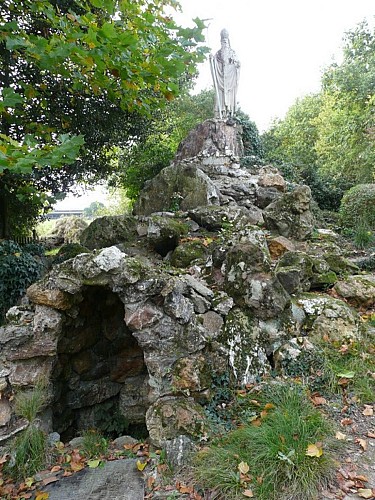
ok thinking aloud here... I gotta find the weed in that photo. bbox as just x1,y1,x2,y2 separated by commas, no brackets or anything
5,425,47,480
353,222,373,249
5,379,49,480
14,379,48,422
194,383,336,500
81,430,109,459
317,335,375,403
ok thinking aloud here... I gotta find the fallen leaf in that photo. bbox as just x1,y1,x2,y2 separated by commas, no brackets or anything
42,476,59,486
336,370,355,378
249,399,261,407
263,403,275,410
25,477,35,488
70,462,84,472
363,406,374,416
251,418,262,427
238,461,250,475
357,489,373,499
243,489,254,498
260,410,268,419
311,394,327,406
335,431,347,441
87,459,100,468
340,418,353,426
147,476,155,489
0,454,8,465
305,443,323,458
50,465,61,473
354,475,368,482
62,471,73,477
35,493,49,500
136,460,147,471
367,431,375,439
356,438,368,451
178,485,193,494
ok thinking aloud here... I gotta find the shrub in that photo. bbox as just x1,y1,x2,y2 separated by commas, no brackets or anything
339,184,375,231
50,216,88,243
0,240,43,323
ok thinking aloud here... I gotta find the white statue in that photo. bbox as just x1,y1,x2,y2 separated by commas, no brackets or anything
209,29,240,119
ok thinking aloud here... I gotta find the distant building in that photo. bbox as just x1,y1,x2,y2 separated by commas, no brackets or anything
46,209,84,219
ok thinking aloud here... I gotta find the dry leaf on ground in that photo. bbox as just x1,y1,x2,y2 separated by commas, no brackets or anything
305,443,323,457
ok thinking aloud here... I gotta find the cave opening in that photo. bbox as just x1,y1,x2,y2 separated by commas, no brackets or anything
51,286,149,441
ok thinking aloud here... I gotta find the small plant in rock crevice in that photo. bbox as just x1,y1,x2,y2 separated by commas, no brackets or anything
5,379,49,480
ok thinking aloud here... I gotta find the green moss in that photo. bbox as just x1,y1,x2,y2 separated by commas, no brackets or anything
170,240,208,268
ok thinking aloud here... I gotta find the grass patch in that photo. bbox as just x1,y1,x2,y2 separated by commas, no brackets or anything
318,334,375,403
14,380,48,422
5,380,49,480
6,426,47,480
194,383,336,500
81,430,109,459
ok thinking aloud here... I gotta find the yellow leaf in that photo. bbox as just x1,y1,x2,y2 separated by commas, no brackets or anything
87,459,100,468
136,460,147,471
263,403,275,410
305,443,323,457
25,477,35,487
70,462,84,472
358,489,373,499
335,431,347,441
243,489,254,497
35,493,49,500
251,418,262,427
238,461,250,474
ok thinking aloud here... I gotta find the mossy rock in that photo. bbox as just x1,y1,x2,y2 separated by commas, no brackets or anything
147,216,189,256
53,243,91,264
80,215,137,250
170,240,208,268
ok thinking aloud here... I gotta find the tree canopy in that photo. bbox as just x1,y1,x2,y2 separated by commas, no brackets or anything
262,21,375,209
0,0,207,237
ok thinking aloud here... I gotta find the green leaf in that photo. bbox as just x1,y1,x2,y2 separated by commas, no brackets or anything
336,370,355,379
87,459,101,468
1,88,24,110
101,22,117,39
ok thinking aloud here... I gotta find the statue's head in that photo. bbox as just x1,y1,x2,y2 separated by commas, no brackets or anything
220,29,230,42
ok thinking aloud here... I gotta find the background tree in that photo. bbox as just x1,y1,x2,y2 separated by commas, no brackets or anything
262,21,375,210
117,88,215,200
0,0,207,237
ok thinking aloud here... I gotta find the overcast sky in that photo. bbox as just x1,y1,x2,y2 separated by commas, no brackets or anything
55,0,374,209
176,0,375,131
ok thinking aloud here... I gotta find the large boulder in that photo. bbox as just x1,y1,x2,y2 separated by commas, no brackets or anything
333,274,375,308
146,216,188,256
133,163,220,216
295,293,361,342
80,215,137,250
188,204,258,231
263,185,315,240
174,119,244,160
146,396,207,447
